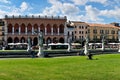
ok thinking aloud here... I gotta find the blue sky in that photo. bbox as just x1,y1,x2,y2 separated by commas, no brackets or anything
0,0,120,23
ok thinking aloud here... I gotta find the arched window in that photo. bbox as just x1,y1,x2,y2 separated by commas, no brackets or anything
34,24,38,33
27,23,32,33
21,23,25,33
53,24,58,34
59,24,64,33
59,37,64,43
8,24,12,33
40,24,45,34
46,24,51,34
14,23,19,33
14,37,19,43
7,37,13,43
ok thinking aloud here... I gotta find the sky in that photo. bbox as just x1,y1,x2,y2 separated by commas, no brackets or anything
0,0,120,23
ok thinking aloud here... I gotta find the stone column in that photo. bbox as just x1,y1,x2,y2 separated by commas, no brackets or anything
58,27,59,35
45,27,47,35
64,23,67,43
25,27,27,35
12,27,14,35
51,27,53,35
38,27,40,33
32,27,34,35
19,26,21,35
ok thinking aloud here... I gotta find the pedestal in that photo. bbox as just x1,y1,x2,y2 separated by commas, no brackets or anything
27,45,31,52
118,44,120,52
84,44,89,55
37,46,44,57
101,43,105,51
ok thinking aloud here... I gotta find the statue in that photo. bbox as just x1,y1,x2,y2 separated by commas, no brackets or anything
68,36,71,52
84,37,92,60
84,37,89,55
37,31,44,57
27,37,31,52
101,35,105,51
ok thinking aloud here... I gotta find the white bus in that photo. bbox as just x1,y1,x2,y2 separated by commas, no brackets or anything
47,43,70,51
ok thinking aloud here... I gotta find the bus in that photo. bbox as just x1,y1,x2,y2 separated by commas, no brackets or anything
7,43,28,50
47,43,70,51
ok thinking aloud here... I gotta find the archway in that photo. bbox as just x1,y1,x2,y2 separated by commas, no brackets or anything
20,37,25,43
14,37,19,43
14,23,19,33
46,37,52,44
53,37,58,43
34,24,38,33
46,24,51,34
40,24,45,34
27,23,32,33
33,37,38,46
21,23,25,33
59,24,64,34
53,24,58,34
7,37,13,43
59,37,64,43
8,24,12,33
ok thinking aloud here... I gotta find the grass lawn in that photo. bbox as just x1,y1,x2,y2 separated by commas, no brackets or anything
0,54,120,80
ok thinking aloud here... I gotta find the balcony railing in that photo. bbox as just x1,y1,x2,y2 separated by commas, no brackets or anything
7,33,64,36
5,15,67,20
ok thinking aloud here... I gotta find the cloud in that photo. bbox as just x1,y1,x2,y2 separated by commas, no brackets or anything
40,0,80,17
71,0,108,5
20,2,29,12
0,1,33,18
100,7,120,19
0,0,11,4
71,0,88,5
84,5,103,22
61,3,79,15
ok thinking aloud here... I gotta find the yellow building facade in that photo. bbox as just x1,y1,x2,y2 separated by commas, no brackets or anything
88,23,119,43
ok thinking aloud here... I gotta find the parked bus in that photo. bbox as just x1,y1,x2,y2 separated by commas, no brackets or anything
47,43,70,51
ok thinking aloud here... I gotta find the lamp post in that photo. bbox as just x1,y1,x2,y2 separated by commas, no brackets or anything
37,31,44,57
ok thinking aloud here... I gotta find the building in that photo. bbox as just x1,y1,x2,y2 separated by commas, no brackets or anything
3,15,67,46
72,21,89,42
0,20,4,45
66,21,75,43
88,23,119,43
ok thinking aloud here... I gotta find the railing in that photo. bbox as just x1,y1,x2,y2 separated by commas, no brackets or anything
7,32,64,36
5,15,67,20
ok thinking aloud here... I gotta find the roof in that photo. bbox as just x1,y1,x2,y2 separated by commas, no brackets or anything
87,23,120,29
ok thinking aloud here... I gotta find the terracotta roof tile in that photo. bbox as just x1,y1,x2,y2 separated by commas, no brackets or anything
87,23,119,29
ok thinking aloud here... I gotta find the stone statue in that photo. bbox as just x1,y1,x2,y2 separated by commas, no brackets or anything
84,37,92,60
27,37,31,52
37,31,44,57
38,31,43,47
101,35,105,51
84,37,89,55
